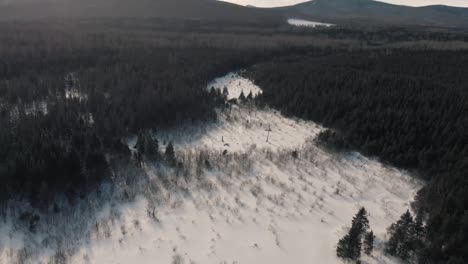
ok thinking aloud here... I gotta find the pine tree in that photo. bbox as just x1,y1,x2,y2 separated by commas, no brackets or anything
146,135,159,160
337,207,370,261
239,90,246,102
222,87,229,100
364,230,375,255
135,131,159,160
165,141,176,166
247,91,253,100
386,210,424,262
337,232,353,260
355,207,370,233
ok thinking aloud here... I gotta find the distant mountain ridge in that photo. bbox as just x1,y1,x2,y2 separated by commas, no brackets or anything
276,0,468,27
2,0,468,28
0,0,280,24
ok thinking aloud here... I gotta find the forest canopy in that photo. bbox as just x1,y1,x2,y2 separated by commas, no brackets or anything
0,16,468,263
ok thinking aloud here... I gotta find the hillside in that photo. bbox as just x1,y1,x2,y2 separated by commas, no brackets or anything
0,0,281,24
277,0,468,28
0,72,420,264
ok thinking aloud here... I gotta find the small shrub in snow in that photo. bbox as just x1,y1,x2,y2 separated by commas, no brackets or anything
172,253,185,264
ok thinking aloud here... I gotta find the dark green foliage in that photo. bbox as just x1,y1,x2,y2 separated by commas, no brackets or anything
0,18,299,202
165,142,176,167
246,91,253,101
364,231,375,255
337,207,370,261
136,131,160,161
291,150,299,159
222,87,229,101
248,50,468,263
238,90,246,103
386,210,425,262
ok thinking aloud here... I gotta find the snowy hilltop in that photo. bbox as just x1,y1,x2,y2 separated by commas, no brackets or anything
1,72,421,264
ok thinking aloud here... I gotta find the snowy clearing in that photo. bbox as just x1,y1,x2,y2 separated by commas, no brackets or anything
69,148,419,264
288,18,335,28
207,72,262,100
99,73,420,264
0,72,421,264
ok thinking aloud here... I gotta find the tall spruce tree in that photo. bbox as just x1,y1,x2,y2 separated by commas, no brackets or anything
337,207,370,261
165,141,176,166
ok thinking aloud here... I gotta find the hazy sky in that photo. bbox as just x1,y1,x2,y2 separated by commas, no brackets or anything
222,0,468,8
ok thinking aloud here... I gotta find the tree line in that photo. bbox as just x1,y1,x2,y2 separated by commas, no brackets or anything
247,49,468,263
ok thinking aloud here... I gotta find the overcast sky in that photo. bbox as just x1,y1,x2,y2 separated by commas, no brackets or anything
222,0,468,8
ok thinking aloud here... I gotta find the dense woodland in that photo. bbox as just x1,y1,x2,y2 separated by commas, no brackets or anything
0,19,293,204
1,17,468,263
247,49,468,263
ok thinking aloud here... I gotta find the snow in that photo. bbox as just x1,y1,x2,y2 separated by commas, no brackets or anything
288,18,335,28
140,107,322,154
9,100,48,120
207,72,262,100
1,72,420,264
69,149,418,264
92,73,420,264
65,72,87,101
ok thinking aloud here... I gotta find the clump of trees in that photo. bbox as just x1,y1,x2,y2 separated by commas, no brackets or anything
135,131,160,161
134,132,178,167
337,207,374,262
337,207,428,263
386,210,425,263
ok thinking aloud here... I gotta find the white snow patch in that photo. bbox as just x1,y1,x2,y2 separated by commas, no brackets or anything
9,100,48,120
65,72,87,101
288,18,335,28
207,72,262,100
150,106,322,153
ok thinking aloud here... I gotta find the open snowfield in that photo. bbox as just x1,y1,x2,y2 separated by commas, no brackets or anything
0,73,420,264
288,18,335,28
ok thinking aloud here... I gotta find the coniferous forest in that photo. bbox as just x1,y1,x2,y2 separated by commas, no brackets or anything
247,49,468,263
0,13,468,264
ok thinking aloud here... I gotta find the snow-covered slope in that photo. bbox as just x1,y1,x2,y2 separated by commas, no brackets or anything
79,73,420,264
0,72,421,264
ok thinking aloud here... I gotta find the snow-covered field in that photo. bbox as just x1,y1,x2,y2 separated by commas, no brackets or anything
288,18,335,28
0,73,420,264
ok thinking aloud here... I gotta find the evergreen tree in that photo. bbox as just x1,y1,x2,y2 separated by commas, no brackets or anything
165,141,176,166
135,131,159,160
222,87,229,100
247,91,253,101
364,230,375,255
337,207,370,261
386,210,424,262
239,90,246,102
